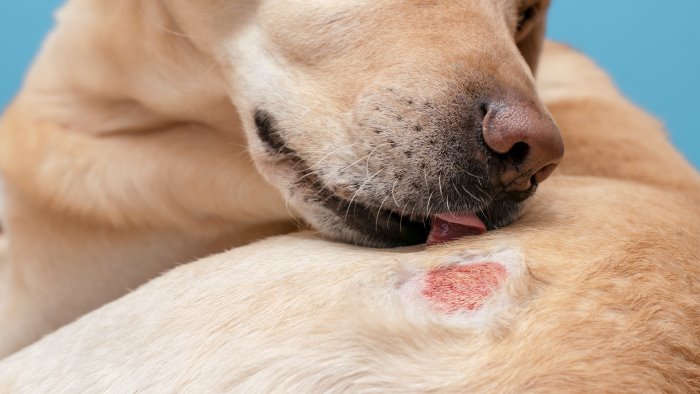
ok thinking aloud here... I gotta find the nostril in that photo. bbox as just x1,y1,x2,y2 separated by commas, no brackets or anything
479,102,489,118
532,162,558,184
529,174,538,188
503,141,530,166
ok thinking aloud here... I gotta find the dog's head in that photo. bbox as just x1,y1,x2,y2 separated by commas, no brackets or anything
169,0,563,247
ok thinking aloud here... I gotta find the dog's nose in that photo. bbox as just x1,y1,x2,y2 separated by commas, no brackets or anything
482,99,564,193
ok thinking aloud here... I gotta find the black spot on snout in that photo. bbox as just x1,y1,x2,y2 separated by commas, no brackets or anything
254,109,293,154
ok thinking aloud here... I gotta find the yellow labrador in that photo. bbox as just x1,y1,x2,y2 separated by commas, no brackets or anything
1,44,698,392
0,0,562,356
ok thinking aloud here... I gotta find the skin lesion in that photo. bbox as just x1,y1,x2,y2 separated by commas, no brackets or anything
423,262,508,313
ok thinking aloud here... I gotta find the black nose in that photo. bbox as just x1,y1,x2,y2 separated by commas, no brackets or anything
481,97,564,193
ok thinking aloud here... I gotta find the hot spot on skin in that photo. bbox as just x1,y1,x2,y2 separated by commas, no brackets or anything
422,263,507,313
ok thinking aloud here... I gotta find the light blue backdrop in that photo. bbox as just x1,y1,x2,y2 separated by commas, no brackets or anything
1,1,698,167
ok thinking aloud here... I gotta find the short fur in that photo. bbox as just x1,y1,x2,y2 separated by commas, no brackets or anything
0,44,698,392
0,0,555,356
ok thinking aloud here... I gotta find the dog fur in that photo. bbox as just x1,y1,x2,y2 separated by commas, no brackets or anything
0,0,558,356
0,43,698,392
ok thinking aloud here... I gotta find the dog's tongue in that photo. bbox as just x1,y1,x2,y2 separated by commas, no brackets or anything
427,213,486,246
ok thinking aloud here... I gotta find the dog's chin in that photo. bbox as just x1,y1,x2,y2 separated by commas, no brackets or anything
306,192,523,248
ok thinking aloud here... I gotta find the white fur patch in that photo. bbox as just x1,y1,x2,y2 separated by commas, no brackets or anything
393,247,527,329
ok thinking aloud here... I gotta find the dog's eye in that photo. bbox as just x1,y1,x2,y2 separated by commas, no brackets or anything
516,4,539,33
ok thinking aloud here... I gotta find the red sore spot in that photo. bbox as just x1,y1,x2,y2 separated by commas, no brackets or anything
422,263,507,313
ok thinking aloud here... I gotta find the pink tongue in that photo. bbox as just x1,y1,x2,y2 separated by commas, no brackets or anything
427,213,487,246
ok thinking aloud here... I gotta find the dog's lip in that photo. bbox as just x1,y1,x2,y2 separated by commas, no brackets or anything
325,193,431,247
312,178,510,248
326,191,491,247
360,201,431,241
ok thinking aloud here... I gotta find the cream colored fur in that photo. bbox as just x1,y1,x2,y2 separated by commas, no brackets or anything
0,0,555,356
0,43,698,392
0,1,293,356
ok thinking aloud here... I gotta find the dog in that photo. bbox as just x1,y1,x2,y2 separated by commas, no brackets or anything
0,0,562,356
1,43,698,392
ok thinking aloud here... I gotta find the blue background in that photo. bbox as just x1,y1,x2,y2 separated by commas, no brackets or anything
1,1,698,168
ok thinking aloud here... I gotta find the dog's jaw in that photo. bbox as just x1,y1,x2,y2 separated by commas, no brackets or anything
287,181,525,248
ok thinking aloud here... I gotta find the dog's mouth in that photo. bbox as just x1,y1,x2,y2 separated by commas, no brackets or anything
316,190,521,248
254,109,525,248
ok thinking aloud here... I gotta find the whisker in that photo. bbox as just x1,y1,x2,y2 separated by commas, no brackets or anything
308,143,359,170
391,179,401,208
474,183,489,197
460,166,485,180
298,168,324,182
399,201,410,232
376,195,390,231
339,154,372,174
426,191,434,216
452,180,463,200
284,197,305,229
344,169,383,220
461,184,486,204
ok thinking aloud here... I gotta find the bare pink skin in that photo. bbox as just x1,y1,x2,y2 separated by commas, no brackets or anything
422,263,507,313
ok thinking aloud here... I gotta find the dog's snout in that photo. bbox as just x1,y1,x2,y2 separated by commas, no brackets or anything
481,99,564,193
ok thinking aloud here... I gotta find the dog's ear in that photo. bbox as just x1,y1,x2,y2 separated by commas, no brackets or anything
517,13,547,75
